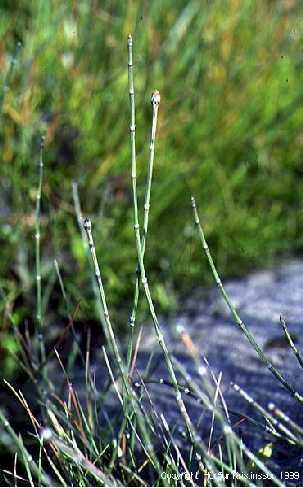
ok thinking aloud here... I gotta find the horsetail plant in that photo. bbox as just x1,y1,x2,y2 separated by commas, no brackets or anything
82,42,164,467
82,218,162,475
1,29,298,487
142,89,161,256
126,33,139,371
126,34,209,461
128,90,161,371
191,196,303,404
72,181,108,343
126,35,159,379
268,402,303,439
127,33,141,283
83,218,126,390
280,316,303,370
35,136,45,329
232,383,300,445
128,89,161,333
35,135,47,370
124,39,269,479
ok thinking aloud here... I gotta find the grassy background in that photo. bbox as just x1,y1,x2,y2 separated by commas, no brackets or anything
0,0,303,372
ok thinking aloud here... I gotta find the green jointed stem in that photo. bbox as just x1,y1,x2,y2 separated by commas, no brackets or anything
142,90,161,256
83,220,163,474
127,34,143,331
127,34,138,351
83,219,126,388
128,91,160,334
132,171,198,446
126,34,139,376
232,383,300,445
191,196,303,404
127,34,140,250
72,181,110,345
127,36,201,450
268,402,303,438
138,268,201,448
126,34,138,367
82,219,161,465
114,39,161,461
35,135,47,372
35,136,45,328
127,34,159,352
280,316,303,369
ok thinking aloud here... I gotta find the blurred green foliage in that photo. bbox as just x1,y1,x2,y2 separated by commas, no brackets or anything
0,0,303,372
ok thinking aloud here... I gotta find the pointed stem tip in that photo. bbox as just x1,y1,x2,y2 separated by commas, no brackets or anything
151,90,161,106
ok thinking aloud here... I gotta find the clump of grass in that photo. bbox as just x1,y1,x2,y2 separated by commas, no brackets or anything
0,33,303,488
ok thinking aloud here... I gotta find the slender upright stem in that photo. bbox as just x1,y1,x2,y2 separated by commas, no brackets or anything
268,402,303,438
34,135,47,372
135,223,204,449
128,91,160,339
72,181,109,341
127,34,140,369
280,316,303,369
83,218,161,473
191,196,303,403
127,34,141,256
232,383,300,444
83,219,126,389
127,35,200,449
35,136,44,329
142,90,160,256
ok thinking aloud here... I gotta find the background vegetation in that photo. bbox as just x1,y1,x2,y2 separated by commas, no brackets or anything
0,0,303,374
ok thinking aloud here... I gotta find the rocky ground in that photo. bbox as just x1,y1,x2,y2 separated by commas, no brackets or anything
127,259,303,482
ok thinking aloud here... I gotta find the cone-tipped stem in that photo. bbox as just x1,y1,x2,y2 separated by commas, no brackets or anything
126,36,202,452
128,90,161,336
